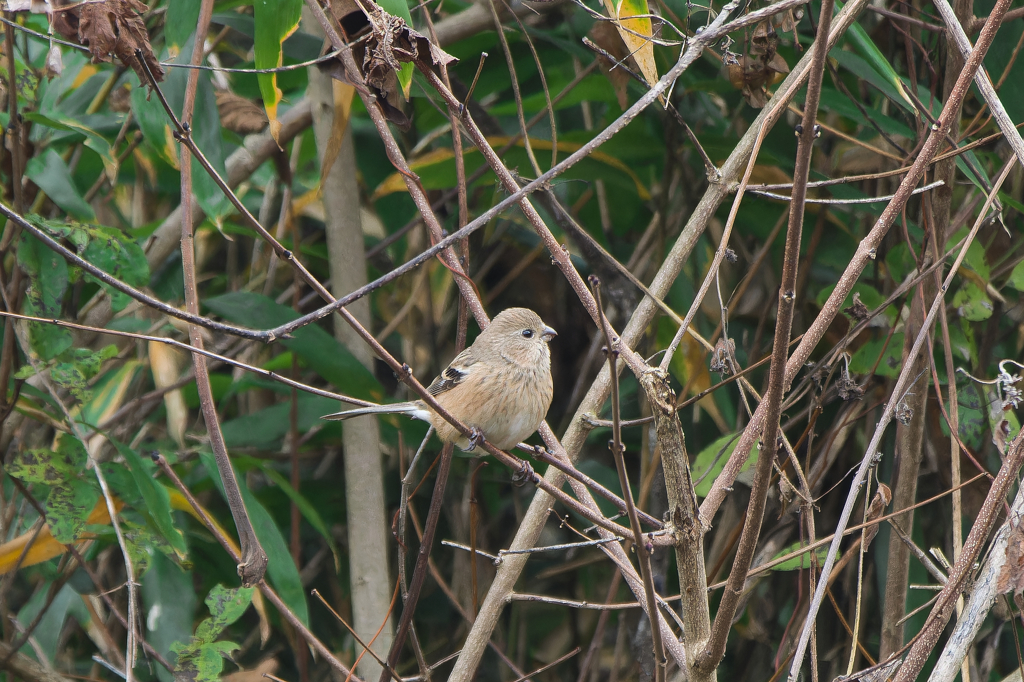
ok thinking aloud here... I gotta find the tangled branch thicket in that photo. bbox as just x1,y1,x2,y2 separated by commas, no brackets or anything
0,0,1022,680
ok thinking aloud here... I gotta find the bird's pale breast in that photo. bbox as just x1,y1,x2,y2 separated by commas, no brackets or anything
431,359,552,451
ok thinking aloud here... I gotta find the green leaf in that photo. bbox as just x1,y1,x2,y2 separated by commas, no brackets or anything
17,582,80,663
239,457,342,571
834,14,916,112
254,0,303,135
18,232,69,312
165,0,203,52
951,380,986,450
46,478,101,544
951,282,993,321
769,541,833,571
131,76,179,167
17,232,71,360
849,333,904,378
7,438,85,484
30,216,150,313
885,243,916,285
220,393,337,448
50,345,119,402
25,149,95,221
172,584,253,682
205,292,382,401
691,433,753,498
1009,259,1024,292
113,439,187,559
199,450,308,625
946,319,977,365
815,282,895,324
23,112,119,182
142,552,197,681
10,438,98,544
51,220,144,311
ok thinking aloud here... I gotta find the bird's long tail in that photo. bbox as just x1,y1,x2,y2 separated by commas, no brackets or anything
322,401,425,421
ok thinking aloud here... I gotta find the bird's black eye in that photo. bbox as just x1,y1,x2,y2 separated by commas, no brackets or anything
521,329,533,338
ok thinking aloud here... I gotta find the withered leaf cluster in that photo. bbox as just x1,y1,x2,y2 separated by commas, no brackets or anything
319,0,456,130
843,291,870,322
50,0,163,83
709,337,736,375
726,20,790,108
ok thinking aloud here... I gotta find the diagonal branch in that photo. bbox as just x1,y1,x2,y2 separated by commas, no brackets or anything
786,149,1019,681
697,0,836,671
176,0,268,588
699,0,1014,530
934,0,1024,167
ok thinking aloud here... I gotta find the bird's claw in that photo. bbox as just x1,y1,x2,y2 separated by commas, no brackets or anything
467,427,486,451
512,461,535,487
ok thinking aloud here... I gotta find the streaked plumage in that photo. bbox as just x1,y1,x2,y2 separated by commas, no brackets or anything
323,308,556,451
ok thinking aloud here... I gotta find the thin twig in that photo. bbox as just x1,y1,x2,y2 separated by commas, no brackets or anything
591,276,666,680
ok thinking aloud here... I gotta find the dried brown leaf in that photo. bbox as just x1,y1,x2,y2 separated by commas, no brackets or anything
709,337,736,375
589,21,633,110
844,292,870,321
994,418,1012,457
751,20,777,56
51,0,164,83
215,90,269,136
862,482,891,548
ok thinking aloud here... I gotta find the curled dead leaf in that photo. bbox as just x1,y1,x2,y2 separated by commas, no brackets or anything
588,21,635,110
215,90,270,136
844,292,870,322
862,482,890,548
50,0,164,83
709,337,736,375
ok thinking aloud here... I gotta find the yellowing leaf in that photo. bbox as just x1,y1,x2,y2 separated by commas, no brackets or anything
320,82,356,179
602,0,658,90
0,499,122,575
254,0,303,143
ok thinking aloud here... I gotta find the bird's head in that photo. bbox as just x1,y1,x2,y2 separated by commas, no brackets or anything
486,307,556,366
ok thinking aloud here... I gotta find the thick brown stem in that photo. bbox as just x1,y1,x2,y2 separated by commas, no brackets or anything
179,0,267,586
640,369,713,682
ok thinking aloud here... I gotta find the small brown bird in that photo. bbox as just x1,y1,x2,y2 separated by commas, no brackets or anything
323,308,556,451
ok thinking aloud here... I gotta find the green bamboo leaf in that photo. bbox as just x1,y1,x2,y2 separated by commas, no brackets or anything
844,20,916,111
239,457,342,572
199,451,309,625
113,439,187,559
25,149,95,221
165,0,203,53
254,0,303,141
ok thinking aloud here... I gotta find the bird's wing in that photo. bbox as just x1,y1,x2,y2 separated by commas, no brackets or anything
426,347,476,396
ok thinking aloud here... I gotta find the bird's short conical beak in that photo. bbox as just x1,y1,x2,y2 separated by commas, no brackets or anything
542,325,557,342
